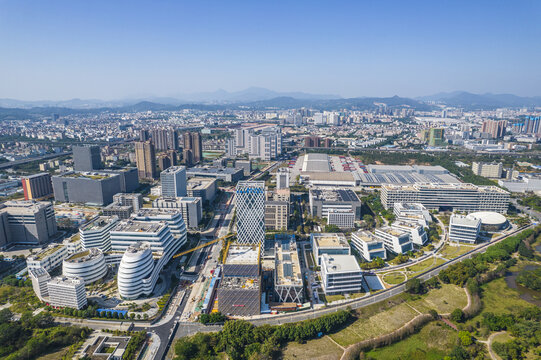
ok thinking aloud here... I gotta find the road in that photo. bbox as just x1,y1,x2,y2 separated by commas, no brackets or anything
0,151,72,169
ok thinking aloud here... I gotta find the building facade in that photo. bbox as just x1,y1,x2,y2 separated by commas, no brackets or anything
0,200,57,247
160,166,187,197
350,231,386,261
47,276,87,309
236,181,265,249
264,201,289,231
321,254,363,295
73,145,102,172
22,173,53,200
449,214,481,244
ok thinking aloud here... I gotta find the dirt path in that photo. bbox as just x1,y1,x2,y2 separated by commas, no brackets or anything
480,331,506,360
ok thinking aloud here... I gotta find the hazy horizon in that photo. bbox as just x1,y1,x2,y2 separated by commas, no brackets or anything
1,1,540,101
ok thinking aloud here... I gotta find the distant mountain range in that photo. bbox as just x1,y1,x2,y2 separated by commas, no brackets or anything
417,91,541,109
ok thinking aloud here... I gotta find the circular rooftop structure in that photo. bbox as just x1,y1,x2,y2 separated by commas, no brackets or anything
469,211,508,231
63,248,107,284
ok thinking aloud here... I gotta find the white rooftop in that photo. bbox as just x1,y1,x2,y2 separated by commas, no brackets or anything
322,254,361,273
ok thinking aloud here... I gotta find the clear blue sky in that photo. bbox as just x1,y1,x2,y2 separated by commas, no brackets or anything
1,0,540,100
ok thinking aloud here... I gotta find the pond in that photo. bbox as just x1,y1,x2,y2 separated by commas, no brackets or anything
504,265,541,307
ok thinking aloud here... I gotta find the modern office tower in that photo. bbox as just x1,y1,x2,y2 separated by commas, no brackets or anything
449,214,481,244
264,201,289,230
309,189,362,219
375,226,413,254
350,231,387,261
381,183,510,214
235,181,265,249
131,208,187,243
152,197,202,228
26,244,68,271
274,238,303,303
113,193,143,211
326,209,355,229
481,120,507,139
135,141,157,180
0,200,57,247
47,276,87,309
472,162,503,178
187,177,217,202
73,145,102,172
139,129,150,141
29,267,51,301
393,202,432,227
62,248,107,284
63,235,82,254
276,168,290,189
52,172,123,205
310,233,350,265
391,221,428,246
320,254,363,295
235,160,252,176
80,216,119,251
160,166,187,197
22,173,53,200
183,132,202,164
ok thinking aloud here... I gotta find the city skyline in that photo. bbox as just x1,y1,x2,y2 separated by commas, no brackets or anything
1,1,540,100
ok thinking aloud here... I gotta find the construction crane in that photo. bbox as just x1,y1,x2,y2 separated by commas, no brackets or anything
172,233,235,259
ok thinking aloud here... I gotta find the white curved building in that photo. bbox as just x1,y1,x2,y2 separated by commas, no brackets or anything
469,211,509,232
117,242,155,299
62,248,107,284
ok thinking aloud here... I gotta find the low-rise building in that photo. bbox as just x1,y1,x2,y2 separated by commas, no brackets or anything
393,202,431,227
327,209,355,229
186,166,244,183
113,193,143,211
26,244,68,272
321,254,363,295
310,233,350,265
391,221,428,246
350,231,386,261
103,203,133,220
449,214,481,244
375,226,413,254
47,276,87,309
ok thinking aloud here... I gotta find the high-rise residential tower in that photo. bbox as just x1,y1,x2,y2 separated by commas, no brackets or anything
135,141,157,180
183,132,203,164
235,181,265,250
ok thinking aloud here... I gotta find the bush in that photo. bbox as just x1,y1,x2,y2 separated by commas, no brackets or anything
405,278,425,294
450,308,465,323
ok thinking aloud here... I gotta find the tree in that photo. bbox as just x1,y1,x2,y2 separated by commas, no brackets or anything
450,308,465,323
458,331,473,346
405,278,424,294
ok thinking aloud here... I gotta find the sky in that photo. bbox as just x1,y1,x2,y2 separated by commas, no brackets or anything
1,0,540,100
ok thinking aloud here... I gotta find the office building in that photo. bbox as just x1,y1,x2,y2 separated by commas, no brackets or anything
152,197,202,228
482,120,507,139
0,200,57,247
63,235,82,255
52,172,122,206
30,267,51,301
103,203,133,220
22,173,53,200
375,226,413,254
186,177,217,202
26,244,68,272
47,276,87,309
113,193,143,211
327,209,355,229
135,141,157,180
276,168,290,189
310,233,350,264
117,242,156,299
391,221,428,246
393,202,432,227
131,208,188,242
381,183,510,214
321,254,363,295
274,238,303,303
264,201,289,230
236,181,265,249
186,166,244,183
80,216,119,251
62,248,107,284
183,132,203,164
449,214,481,244
350,231,386,261
73,145,102,172
472,162,503,179
309,189,362,219
234,160,251,177
218,245,261,316
160,166,187,197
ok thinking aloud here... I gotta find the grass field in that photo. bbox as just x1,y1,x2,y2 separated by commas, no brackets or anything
326,294,345,303
382,272,406,285
408,284,467,314
330,303,418,347
492,331,514,344
406,257,445,273
365,321,458,360
438,244,475,259
282,336,343,360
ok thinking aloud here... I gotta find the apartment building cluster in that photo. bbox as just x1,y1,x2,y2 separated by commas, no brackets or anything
226,126,282,160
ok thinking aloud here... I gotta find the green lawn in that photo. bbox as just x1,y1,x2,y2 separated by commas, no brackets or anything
283,336,343,360
408,284,467,314
406,257,445,273
382,272,406,285
365,321,458,360
438,244,475,259
326,294,345,303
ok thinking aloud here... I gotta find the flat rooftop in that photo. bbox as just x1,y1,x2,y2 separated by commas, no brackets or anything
275,240,302,287
311,189,361,203
377,226,409,237
383,183,509,194
81,216,118,231
187,166,242,175
48,275,83,286
301,153,332,172
225,245,259,265
65,248,102,263
322,254,361,273
187,177,216,190
112,220,167,234
353,231,381,244
450,214,481,227
219,275,259,290
312,233,349,248
31,244,64,261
